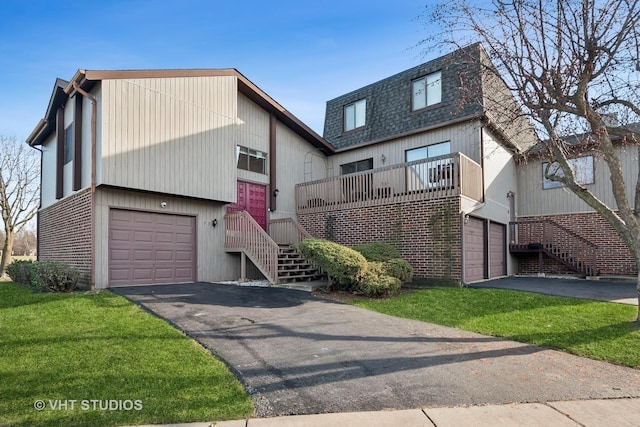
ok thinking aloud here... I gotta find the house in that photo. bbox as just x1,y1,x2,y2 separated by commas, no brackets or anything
27,69,333,288
27,44,637,288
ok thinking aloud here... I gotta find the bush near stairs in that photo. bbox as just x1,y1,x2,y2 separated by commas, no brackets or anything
299,238,411,297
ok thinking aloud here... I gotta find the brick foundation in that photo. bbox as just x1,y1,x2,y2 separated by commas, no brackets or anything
517,212,637,275
298,197,462,282
38,189,92,285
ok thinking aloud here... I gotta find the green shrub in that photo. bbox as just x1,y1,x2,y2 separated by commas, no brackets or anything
299,238,367,289
32,262,80,293
382,258,414,284
357,262,402,297
353,242,401,262
6,260,36,286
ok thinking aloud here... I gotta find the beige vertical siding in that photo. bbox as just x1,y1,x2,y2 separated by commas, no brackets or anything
273,122,329,218
516,145,639,216
329,120,482,175
236,92,270,184
100,76,238,203
94,187,239,289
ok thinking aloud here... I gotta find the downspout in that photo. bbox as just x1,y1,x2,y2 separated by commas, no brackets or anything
72,81,97,288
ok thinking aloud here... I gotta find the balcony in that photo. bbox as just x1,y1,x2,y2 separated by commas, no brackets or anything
295,152,483,214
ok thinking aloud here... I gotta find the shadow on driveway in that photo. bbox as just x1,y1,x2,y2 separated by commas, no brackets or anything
112,282,640,417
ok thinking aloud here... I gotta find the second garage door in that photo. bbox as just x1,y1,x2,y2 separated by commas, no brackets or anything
109,209,196,286
464,216,486,283
489,222,506,278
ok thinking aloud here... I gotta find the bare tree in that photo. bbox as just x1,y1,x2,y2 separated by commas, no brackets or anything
13,229,37,256
424,0,640,320
0,136,39,274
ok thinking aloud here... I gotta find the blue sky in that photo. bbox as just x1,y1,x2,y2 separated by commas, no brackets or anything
0,0,439,139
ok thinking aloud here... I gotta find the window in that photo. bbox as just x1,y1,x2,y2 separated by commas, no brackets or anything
340,158,373,175
412,72,442,111
542,155,594,189
237,145,267,174
405,141,451,162
405,142,452,190
64,124,73,164
344,99,366,132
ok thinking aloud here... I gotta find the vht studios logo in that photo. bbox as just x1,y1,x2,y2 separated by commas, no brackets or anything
34,399,143,411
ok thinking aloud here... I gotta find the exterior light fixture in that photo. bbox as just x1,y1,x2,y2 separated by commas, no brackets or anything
273,189,279,198
212,219,218,228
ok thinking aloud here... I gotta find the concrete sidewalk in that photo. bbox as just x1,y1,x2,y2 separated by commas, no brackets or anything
134,397,640,427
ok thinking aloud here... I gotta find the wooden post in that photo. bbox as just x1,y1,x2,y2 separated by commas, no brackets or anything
240,252,246,282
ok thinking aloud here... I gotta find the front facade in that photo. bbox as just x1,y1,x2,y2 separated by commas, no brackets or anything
28,45,637,288
28,70,331,288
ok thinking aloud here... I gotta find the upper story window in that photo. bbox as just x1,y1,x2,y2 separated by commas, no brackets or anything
542,155,594,189
340,158,373,175
64,124,73,164
344,99,366,132
412,71,442,111
237,145,267,174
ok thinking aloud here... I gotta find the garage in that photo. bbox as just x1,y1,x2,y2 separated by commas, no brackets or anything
489,222,506,278
109,209,196,286
464,216,486,283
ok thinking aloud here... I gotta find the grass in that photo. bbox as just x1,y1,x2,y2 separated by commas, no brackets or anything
0,283,253,427
352,287,640,368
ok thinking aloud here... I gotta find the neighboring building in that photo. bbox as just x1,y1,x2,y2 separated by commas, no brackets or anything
27,45,638,288
513,126,640,277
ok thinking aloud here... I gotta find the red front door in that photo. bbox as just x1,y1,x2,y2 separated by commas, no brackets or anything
226,181,267,230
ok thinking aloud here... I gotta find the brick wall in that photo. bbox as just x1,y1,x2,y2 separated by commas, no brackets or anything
39,189,92,285
298,197,462,282
517,212,637,275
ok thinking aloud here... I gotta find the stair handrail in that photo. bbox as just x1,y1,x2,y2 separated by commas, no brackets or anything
511,219,598,275
225,211,280,283
268,217,312,246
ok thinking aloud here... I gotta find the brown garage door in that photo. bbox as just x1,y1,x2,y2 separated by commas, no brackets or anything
464,216,486,283
489,222,506,278
109,209,196,286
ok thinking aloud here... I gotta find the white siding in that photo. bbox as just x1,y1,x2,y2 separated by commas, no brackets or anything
94,187,239,289
517,145,639,216
100,76,238,203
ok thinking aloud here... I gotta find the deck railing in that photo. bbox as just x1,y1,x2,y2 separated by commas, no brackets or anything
269,217,312,246
295,152,483,214
225,211,280,283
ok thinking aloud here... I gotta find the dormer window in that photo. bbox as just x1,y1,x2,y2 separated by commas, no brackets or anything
412,72,442,111
344,99,366,132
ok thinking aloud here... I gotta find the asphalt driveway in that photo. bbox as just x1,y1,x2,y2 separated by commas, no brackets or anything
113,283,640,417
470,276,638,305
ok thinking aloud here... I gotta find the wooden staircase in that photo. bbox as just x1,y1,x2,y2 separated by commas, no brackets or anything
277,245,324,283
509,220,598,277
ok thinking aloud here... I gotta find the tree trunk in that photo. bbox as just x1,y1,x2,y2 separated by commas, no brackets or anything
0,231,13,277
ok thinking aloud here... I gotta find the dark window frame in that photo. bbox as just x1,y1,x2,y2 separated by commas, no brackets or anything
64,124,73,164
340,158,373,175
237,145,268,175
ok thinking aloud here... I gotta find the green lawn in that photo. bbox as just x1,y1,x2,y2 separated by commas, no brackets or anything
353,287,640,368
0,283,253,427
